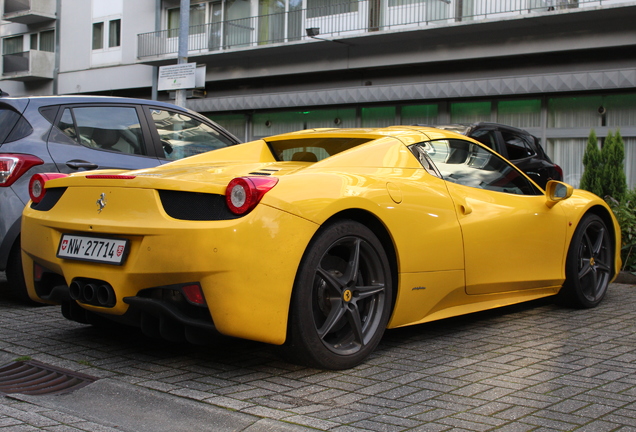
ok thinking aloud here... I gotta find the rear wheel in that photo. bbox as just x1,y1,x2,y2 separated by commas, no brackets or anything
558,214,613,308
6,239,34,304
284,220,392,370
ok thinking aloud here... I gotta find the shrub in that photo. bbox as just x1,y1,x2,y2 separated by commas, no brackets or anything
607,190,636,273
580,129,633,273
601,130,627,202
579,129,603,196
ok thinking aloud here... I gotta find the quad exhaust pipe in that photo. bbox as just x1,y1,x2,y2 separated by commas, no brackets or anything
69,279,116,307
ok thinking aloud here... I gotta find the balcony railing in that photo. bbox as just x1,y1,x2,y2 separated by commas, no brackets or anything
1,50,55,81
2,0,56,24
138,0,621,59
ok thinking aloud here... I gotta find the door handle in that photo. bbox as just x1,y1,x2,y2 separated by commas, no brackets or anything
66,160,98,170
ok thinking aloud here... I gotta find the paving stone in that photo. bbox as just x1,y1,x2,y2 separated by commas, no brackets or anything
282,414,339,430
488,422,536,432
345,419,411,432
574,420,626,432
1,277,636,431
435,415,498,431
521,413,583,430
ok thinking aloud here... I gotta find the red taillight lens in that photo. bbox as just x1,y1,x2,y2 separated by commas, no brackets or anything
29,173,69,203
554,164,564,181
225,176,279,215
0,154,44,187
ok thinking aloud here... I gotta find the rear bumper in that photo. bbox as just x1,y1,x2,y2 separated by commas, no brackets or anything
22,202,318,345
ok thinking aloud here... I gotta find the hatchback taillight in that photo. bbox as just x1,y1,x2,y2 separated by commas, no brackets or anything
29,173,69,203
0,154,44,187
225,177,279,215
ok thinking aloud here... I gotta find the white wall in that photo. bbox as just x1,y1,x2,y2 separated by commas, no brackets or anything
57,0,156,94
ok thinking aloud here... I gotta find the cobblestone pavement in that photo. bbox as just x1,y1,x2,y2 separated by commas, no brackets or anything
1,272,635,431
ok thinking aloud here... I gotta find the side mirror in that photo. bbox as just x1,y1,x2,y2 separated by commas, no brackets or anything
545,180,573,208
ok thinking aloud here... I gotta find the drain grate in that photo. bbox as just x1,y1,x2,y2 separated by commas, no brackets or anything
0,360,97,396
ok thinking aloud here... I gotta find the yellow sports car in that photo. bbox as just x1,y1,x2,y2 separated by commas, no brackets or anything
21,126,621,369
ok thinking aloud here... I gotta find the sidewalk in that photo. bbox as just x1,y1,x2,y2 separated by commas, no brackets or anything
1,270,635,431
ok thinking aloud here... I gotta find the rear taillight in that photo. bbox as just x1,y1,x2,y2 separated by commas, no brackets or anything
554,164,564,181
225,177,279,215
0,154,44,187
85,175,136,179
29,173,68,203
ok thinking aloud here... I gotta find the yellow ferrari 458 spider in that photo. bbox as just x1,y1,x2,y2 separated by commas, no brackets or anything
21,126,621,369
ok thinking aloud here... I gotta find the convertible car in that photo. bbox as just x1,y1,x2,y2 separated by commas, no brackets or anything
21,126,620,369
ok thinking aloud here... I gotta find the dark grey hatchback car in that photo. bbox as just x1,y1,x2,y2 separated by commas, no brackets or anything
0,96,240,301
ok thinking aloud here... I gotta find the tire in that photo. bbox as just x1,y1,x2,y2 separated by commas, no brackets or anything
283,220,393,370
6,239,36,304
558,214,613,308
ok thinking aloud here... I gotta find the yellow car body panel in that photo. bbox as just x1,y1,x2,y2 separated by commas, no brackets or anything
21,126,622,354
22,190,318,344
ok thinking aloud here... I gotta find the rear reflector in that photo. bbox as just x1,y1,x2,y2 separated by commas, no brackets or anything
182,284,206,305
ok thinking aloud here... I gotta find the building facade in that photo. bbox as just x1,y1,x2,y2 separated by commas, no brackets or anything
2,0,635,188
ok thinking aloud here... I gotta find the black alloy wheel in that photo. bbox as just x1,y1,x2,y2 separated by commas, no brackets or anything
284,220,393,370
558,214,613,308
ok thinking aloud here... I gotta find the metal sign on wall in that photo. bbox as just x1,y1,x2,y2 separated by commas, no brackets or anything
158,63,196,91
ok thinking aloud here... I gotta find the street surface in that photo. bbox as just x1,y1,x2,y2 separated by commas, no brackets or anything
1,271,635,431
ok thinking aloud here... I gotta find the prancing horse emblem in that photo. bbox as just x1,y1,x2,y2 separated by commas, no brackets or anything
97,193,107,213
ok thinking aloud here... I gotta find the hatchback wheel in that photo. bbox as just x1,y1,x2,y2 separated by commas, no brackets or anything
6,240,34,304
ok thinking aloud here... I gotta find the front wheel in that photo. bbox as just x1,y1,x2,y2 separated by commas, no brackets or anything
283,220,393,370
558,214,613,308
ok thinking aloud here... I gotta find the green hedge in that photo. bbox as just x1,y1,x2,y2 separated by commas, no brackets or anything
580,129,635,273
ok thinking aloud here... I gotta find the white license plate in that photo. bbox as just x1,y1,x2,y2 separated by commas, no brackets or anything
57,234,129,265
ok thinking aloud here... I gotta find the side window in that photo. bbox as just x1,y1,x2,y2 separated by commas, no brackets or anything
468,129,498,151
148,109,235,160
414,139,541,195
57,107,146,155
501,131,535,160
409,145,441,177
57,108,82,144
